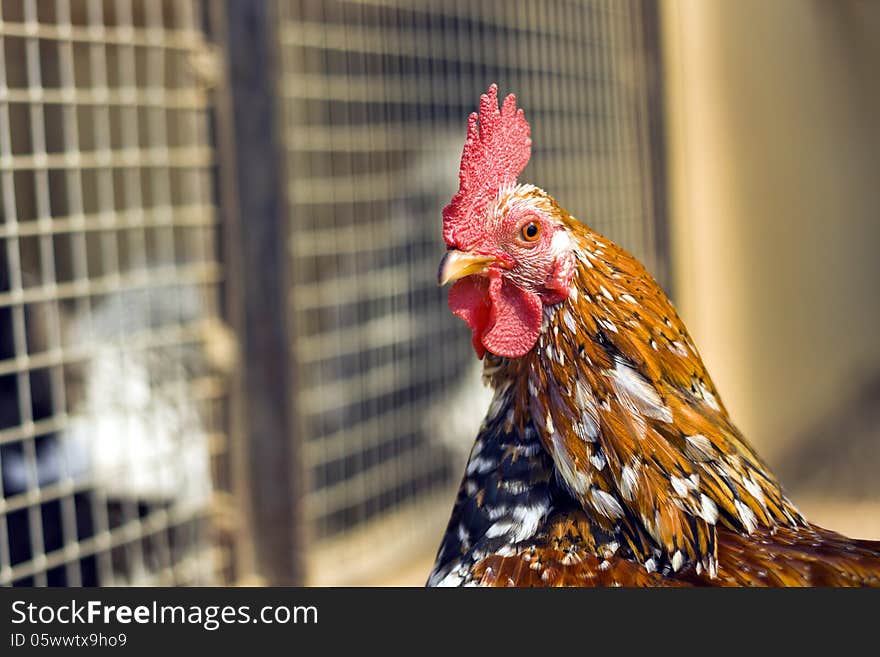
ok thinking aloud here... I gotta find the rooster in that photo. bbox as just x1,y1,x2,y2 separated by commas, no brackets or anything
427,84,880,587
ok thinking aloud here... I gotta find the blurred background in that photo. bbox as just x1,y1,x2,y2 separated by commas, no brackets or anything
0,0,876,587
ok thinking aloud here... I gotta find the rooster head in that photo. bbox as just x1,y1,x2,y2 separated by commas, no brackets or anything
439,84,576,359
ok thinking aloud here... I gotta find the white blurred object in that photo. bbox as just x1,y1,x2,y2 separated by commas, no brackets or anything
423,360,493,465
65,346,211,506
61,286,214,507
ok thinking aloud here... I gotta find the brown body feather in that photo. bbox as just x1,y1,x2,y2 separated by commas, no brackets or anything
471,514,880,587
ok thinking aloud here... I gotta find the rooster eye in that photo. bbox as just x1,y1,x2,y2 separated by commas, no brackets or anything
520,221,541,242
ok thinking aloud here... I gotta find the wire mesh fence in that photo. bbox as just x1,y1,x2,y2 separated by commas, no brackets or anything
0,0,667,587
0,0,228,586
276,0,668,583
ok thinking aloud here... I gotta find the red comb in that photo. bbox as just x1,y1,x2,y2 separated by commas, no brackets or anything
442,84,532,249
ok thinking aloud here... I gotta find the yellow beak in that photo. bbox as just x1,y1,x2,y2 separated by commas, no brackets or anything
438,251,498,286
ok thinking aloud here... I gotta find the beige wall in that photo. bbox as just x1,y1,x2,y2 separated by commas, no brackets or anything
661,0,880,531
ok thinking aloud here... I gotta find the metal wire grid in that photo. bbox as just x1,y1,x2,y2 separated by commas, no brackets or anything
0,0,227,586
276,0,666,580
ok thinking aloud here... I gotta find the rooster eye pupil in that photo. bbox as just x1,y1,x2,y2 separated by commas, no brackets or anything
523,222,540,241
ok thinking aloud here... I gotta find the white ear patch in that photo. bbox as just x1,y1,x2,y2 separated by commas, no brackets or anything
549,228,571,256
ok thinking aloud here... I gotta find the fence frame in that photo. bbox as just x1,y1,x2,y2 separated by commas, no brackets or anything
212,0,306,586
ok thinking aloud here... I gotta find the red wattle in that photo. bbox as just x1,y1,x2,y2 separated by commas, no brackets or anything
482,274,543,358
448,277,491,359
449,274,544,359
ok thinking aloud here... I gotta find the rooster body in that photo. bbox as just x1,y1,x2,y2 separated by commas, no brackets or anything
427,85,880,587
